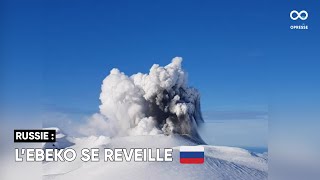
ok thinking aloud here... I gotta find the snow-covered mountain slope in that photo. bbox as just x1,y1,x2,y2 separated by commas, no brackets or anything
42,127,74,149
43,135,267,180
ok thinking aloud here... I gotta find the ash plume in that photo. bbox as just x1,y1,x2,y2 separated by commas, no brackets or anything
82,57,204,143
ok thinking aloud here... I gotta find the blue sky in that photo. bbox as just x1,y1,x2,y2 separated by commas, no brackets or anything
2,0,320,149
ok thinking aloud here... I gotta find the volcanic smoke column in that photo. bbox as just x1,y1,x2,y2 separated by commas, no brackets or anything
98,57,204,143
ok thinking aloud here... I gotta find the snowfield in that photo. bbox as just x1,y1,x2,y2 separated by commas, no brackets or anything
42,131,268,180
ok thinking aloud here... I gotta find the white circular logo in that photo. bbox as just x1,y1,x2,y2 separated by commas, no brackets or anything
290,10,308,20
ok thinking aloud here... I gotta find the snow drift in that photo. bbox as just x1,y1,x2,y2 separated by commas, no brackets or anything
82,57,204,143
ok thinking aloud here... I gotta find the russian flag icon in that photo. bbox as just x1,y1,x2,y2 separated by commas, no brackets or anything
180,146,204,164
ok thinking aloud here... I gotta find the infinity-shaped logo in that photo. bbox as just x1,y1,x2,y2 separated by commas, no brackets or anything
290,10,308,20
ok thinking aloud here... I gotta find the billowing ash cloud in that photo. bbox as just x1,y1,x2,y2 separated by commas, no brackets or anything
81,57,204,142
